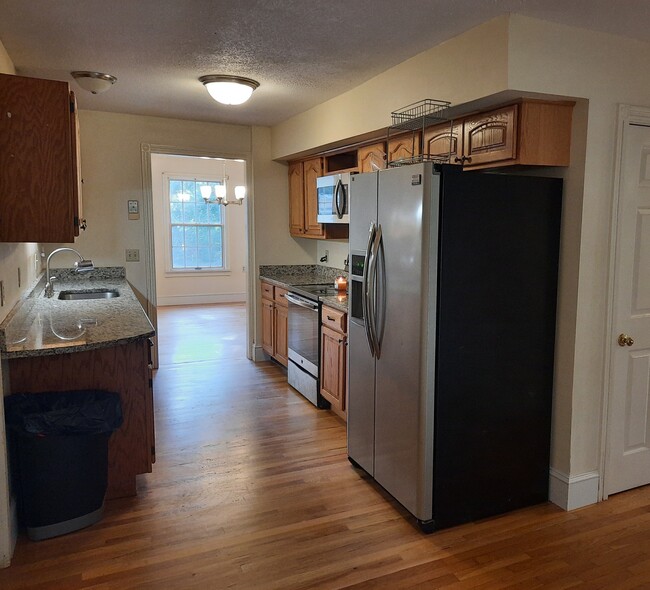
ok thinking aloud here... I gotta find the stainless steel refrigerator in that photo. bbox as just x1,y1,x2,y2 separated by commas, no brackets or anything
347,162,562,531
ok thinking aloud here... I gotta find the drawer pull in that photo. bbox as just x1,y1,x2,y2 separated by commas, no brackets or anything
327,315,336,321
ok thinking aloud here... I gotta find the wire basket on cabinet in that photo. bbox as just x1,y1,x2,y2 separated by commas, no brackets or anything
387,99,453,167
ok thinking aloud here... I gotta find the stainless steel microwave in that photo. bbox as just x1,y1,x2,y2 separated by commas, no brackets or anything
316,172,352,224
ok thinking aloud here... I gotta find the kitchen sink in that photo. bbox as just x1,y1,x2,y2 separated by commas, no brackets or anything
57,289,120,300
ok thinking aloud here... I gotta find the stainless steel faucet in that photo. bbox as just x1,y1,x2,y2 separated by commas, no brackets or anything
44,247,95,298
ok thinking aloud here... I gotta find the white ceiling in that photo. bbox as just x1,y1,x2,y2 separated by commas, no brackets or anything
1,0,649,127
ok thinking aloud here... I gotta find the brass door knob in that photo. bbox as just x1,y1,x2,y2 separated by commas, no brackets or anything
618,333,634,347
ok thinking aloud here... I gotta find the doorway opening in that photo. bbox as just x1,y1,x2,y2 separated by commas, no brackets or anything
144,149,251,368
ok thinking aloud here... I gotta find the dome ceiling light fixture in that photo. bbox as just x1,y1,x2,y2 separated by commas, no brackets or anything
199,75,260,106
70,71,117,94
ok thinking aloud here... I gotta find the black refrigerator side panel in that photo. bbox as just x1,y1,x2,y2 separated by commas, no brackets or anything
433,170,562,530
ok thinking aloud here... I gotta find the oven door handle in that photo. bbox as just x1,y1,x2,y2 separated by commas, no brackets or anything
285,293,319,311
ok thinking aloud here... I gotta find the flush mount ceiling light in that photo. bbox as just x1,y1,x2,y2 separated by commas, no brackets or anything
199,75,259,105
71,71,117,94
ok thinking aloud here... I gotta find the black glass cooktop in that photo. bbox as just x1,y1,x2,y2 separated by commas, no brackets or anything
290,283,341,300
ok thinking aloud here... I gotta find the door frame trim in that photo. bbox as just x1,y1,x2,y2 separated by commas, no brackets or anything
140,143,254,361
601,104,650,499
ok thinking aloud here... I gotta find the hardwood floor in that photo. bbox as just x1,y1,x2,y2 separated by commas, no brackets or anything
3,303,650,588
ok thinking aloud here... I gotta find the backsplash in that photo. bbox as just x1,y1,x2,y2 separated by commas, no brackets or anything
259,264,347,282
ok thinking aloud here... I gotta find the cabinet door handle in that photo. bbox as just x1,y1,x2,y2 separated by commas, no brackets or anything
453,156,463,163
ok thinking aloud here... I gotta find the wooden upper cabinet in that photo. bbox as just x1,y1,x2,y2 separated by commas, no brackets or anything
287,156,348,240
423,122,462,163
387,133,421,165
462,104,517,167
358,142,386,172
0,73,83,242
288,161,305,236
516,100,573,167
442,100,574,170
69,91,83,233
302,156,325,237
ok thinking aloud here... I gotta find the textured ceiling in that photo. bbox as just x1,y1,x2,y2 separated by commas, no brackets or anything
0,0,649,127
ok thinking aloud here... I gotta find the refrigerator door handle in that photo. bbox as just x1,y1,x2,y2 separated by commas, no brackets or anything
375,227,386,356
368,223,382,359
362,223,376,357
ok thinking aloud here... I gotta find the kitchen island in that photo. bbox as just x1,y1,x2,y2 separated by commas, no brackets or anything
0,267,155,499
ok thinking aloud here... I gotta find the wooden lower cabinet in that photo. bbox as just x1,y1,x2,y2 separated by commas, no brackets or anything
320,306,347,419
260,281,288,367
261,298,275,356
7,339,154,499
274,304,288,366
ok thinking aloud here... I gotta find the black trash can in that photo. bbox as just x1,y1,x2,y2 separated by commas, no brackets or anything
4,390,123,541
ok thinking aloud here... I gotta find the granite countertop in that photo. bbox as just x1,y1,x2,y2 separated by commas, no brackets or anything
0,267,155,359
259,264,349,313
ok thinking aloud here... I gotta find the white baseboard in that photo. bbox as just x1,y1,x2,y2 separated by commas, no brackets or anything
253,345,270,362
549,468,600,511
157,292,246,306
0,496,17,569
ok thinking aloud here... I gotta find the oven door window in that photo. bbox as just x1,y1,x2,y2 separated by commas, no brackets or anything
288,302,319,367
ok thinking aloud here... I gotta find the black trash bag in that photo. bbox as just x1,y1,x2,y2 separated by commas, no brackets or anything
4,390,123,436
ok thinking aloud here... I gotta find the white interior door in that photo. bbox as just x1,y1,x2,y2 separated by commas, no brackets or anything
605,120,650,496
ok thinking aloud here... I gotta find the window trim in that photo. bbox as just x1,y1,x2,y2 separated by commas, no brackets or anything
162,172,230,275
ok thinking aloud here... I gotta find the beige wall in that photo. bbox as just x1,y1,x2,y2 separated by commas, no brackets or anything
0,39,14,75
250,126,316,266
150,154,247,305
68,111,252,298
271,16,510,160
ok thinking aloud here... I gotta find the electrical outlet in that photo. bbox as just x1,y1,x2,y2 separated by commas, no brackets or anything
125,249,140,262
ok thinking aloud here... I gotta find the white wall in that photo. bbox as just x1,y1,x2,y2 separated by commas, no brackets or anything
150,154,247,306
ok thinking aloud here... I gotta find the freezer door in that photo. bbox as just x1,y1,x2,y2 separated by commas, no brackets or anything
349,172,378,252
347,320,376,474
347,171,379,474
373,163,439,522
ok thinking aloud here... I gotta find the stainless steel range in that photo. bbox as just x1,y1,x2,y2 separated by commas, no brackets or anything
285,283,339,408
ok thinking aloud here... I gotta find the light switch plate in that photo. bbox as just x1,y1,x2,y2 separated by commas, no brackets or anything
128,200,140,220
